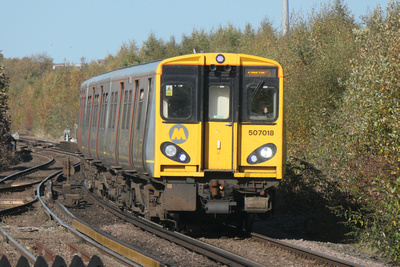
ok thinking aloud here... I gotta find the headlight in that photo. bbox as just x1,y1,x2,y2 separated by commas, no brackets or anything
260,147,273,159
161,142,191,163
165,145,177,157
247,143,277,164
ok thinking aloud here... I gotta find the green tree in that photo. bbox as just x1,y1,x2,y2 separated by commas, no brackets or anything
140,32,166,61
209,23,242,52
279,0,357,149
164,36,181,58
105,40,140,69
181,29,210,54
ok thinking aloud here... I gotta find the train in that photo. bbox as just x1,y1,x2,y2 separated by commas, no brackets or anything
78,53,286,229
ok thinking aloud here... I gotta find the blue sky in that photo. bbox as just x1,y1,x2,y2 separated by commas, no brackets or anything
1,0,391,63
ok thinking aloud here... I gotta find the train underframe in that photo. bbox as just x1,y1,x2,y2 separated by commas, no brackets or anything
82,159,278,230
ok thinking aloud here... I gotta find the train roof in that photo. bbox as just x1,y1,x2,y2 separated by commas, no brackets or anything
81,59,162,89
81,53,283,89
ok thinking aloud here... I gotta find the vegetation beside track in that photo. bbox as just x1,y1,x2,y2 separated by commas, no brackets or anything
0,52,13,171
1,0,399,262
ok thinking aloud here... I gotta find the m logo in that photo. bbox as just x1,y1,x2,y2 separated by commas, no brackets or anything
169,124,189,144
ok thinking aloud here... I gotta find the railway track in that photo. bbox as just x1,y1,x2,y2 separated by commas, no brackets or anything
0,150,54,185
251,232,362,267
0,145,133,266
36,165,149,266
44,158,364,267
1,140,373,266
0,141,180,266
0,149,55,216
0,147,60,265
79,182,365,267
77,185,264,267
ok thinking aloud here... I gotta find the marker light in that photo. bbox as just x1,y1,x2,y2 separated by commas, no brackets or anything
165,145,177,157
216,54,225,63
179,153,187,162
250,155,258,163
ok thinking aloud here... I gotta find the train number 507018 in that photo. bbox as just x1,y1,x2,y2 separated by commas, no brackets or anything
248,130,274,136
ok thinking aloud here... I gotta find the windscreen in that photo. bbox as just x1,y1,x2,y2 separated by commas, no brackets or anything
248,83,277,120
243,67,279,122
162,84,192,119
161,65,198,122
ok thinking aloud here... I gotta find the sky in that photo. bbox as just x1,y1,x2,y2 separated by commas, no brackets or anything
1,0,392,64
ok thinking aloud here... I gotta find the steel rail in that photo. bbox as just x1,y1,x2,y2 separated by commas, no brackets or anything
0,151,54,184
0,146,67,265
0,180,42,193
35,160,146,267
0,197,38,215
0,151,65,265
0,148,52,265
251,232,363,267
85,185,265,267
0,225,37,264
55,200,171,267
18,136,57,148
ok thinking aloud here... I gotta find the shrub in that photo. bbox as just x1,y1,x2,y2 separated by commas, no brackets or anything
335,2,400,261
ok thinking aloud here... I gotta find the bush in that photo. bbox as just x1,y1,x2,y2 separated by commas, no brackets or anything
277,0,357,151
335,3,400,261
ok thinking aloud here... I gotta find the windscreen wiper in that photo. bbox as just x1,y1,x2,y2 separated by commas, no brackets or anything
250,80,264,101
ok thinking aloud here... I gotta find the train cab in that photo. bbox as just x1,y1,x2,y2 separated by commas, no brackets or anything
153,53,285,215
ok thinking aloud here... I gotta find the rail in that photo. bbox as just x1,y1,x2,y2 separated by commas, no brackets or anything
251,232,363,267
85,185,265,267
35,154,150,266
0,151,54,184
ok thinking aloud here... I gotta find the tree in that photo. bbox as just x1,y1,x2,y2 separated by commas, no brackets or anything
107,40,141,69
140,32,166,62
0,51,12,169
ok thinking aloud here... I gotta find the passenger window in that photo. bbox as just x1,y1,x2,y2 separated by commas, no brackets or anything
124,90,132,130
92,94,99,127
108,92,118,129
136,88,144,131
162,84,192,119
86,95,92,126
99,92,108,129
248,82,277,120
122,90,128,130
208,85,230,120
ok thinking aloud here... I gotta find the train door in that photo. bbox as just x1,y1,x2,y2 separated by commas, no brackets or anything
113,82,125,166
131,78,152,172
78,90,86,150
204,68,237,170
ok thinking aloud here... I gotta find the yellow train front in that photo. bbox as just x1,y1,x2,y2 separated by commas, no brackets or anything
155,53,285,218
79,53,285,227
